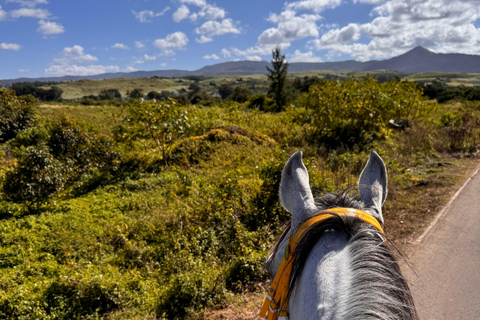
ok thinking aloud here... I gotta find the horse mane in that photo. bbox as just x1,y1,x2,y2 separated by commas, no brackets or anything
265,192,418,320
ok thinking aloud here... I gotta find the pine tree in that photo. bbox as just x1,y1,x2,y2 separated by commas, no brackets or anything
266,47,289,112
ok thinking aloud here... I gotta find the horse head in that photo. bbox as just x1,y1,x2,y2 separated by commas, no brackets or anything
262,150,417,320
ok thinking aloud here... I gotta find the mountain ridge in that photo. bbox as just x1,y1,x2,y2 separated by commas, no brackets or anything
2,46,480,86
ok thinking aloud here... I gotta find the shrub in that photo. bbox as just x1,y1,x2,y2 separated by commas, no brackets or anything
300,77,435,151
48,117,120,174
43,276,123,319
157,269,223,320
231,86,253,103
2,145,67,204
225,251,268,292
3,117,120,204
0,88,37,142
436,110,480,152
247,93,271,111
99,89,122,101
243,158,289,230
115,99,191,165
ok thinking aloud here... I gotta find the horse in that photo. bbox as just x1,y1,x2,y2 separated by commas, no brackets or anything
261,150,417,320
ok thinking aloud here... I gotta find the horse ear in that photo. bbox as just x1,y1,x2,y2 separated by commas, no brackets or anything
280,150,317,231
358,150,388,224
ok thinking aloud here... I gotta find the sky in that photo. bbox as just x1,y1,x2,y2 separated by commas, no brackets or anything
1,0,480,80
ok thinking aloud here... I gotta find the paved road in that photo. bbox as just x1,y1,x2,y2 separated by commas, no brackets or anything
403,169,480,320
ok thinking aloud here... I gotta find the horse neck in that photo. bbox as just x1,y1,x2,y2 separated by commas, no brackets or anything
289,230,351,320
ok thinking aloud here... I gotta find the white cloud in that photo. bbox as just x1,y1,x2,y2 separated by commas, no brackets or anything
177,0,225,22
195,3,225,21
285,0,342,13
135,41,145,49
10,8,51,19
316,23,361,46
37,20,64,35
179,0,206,6
289,50,323,62
112,43,129,50
132,10,154,23
310,0,480,61
0,43,21,50
353,0,385,4
196,35,213,43
45,45,120,76
125,66,137,72
195,18,241,41
173,5,190,22
203,54,219,59
220,48,231,58
55,45,97,63
0,6,7,20
157,6,171,16
232,45,287,60
258,10,320,47
18,68,30,73
6,0,48,8
132,8,170,23
45,64,120,76
144,54,156,60
154,32,188,53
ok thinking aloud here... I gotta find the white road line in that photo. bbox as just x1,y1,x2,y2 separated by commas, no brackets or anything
414,167,480,244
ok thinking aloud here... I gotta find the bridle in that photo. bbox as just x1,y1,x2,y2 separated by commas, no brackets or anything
260,207,385,320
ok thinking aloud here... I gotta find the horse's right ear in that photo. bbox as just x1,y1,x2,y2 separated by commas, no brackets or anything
358,150,388,224
279,150,317,231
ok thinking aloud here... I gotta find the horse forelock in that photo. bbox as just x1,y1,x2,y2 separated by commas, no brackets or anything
265,192,418,320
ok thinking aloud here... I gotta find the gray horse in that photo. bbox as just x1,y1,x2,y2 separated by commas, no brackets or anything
263,150,417,320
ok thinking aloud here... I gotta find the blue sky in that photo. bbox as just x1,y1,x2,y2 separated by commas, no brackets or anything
1,0,480,80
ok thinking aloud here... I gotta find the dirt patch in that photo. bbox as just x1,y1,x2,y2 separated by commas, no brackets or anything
198,283,267,320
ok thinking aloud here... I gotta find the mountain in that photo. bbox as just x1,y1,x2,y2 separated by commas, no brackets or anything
2,47,480,86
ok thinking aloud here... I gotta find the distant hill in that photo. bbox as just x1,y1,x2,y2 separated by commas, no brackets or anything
2,46,480,86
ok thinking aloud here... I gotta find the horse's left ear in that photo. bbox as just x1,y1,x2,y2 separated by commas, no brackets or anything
280,150,318,231
358,150,388,224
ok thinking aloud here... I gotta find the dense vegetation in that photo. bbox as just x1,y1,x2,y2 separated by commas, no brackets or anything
0,72,480,320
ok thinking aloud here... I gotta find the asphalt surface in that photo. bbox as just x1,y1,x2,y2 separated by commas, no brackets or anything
403,169,480,320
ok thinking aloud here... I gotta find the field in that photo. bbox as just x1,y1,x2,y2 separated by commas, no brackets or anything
39,71,480,100
1,74,480,319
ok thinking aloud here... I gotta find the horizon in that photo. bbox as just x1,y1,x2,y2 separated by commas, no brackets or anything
1,0,480,80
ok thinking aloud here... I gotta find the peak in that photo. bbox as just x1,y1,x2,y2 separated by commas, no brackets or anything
406,46,433,55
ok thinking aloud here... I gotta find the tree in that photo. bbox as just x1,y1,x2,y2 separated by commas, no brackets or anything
0,88,37,142
266,47,289,112
127,88,144,99
99,89,122,101
218,84,234,100
231,86,253,103
115,99,190,165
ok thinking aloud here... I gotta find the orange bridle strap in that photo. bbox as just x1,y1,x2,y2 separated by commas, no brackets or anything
259,208,384,320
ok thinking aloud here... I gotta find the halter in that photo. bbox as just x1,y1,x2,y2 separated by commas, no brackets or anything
259,207,385,320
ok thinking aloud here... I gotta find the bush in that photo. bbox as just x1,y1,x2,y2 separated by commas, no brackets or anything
231,86,253,103
225,252,268,291
115,99,191,165
157,269,223,320
2,145,67,204
247,93,271,111
99,89,122,101
300,77,435,151
43,276,124,319
3,117,120,204
0,88,37,142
